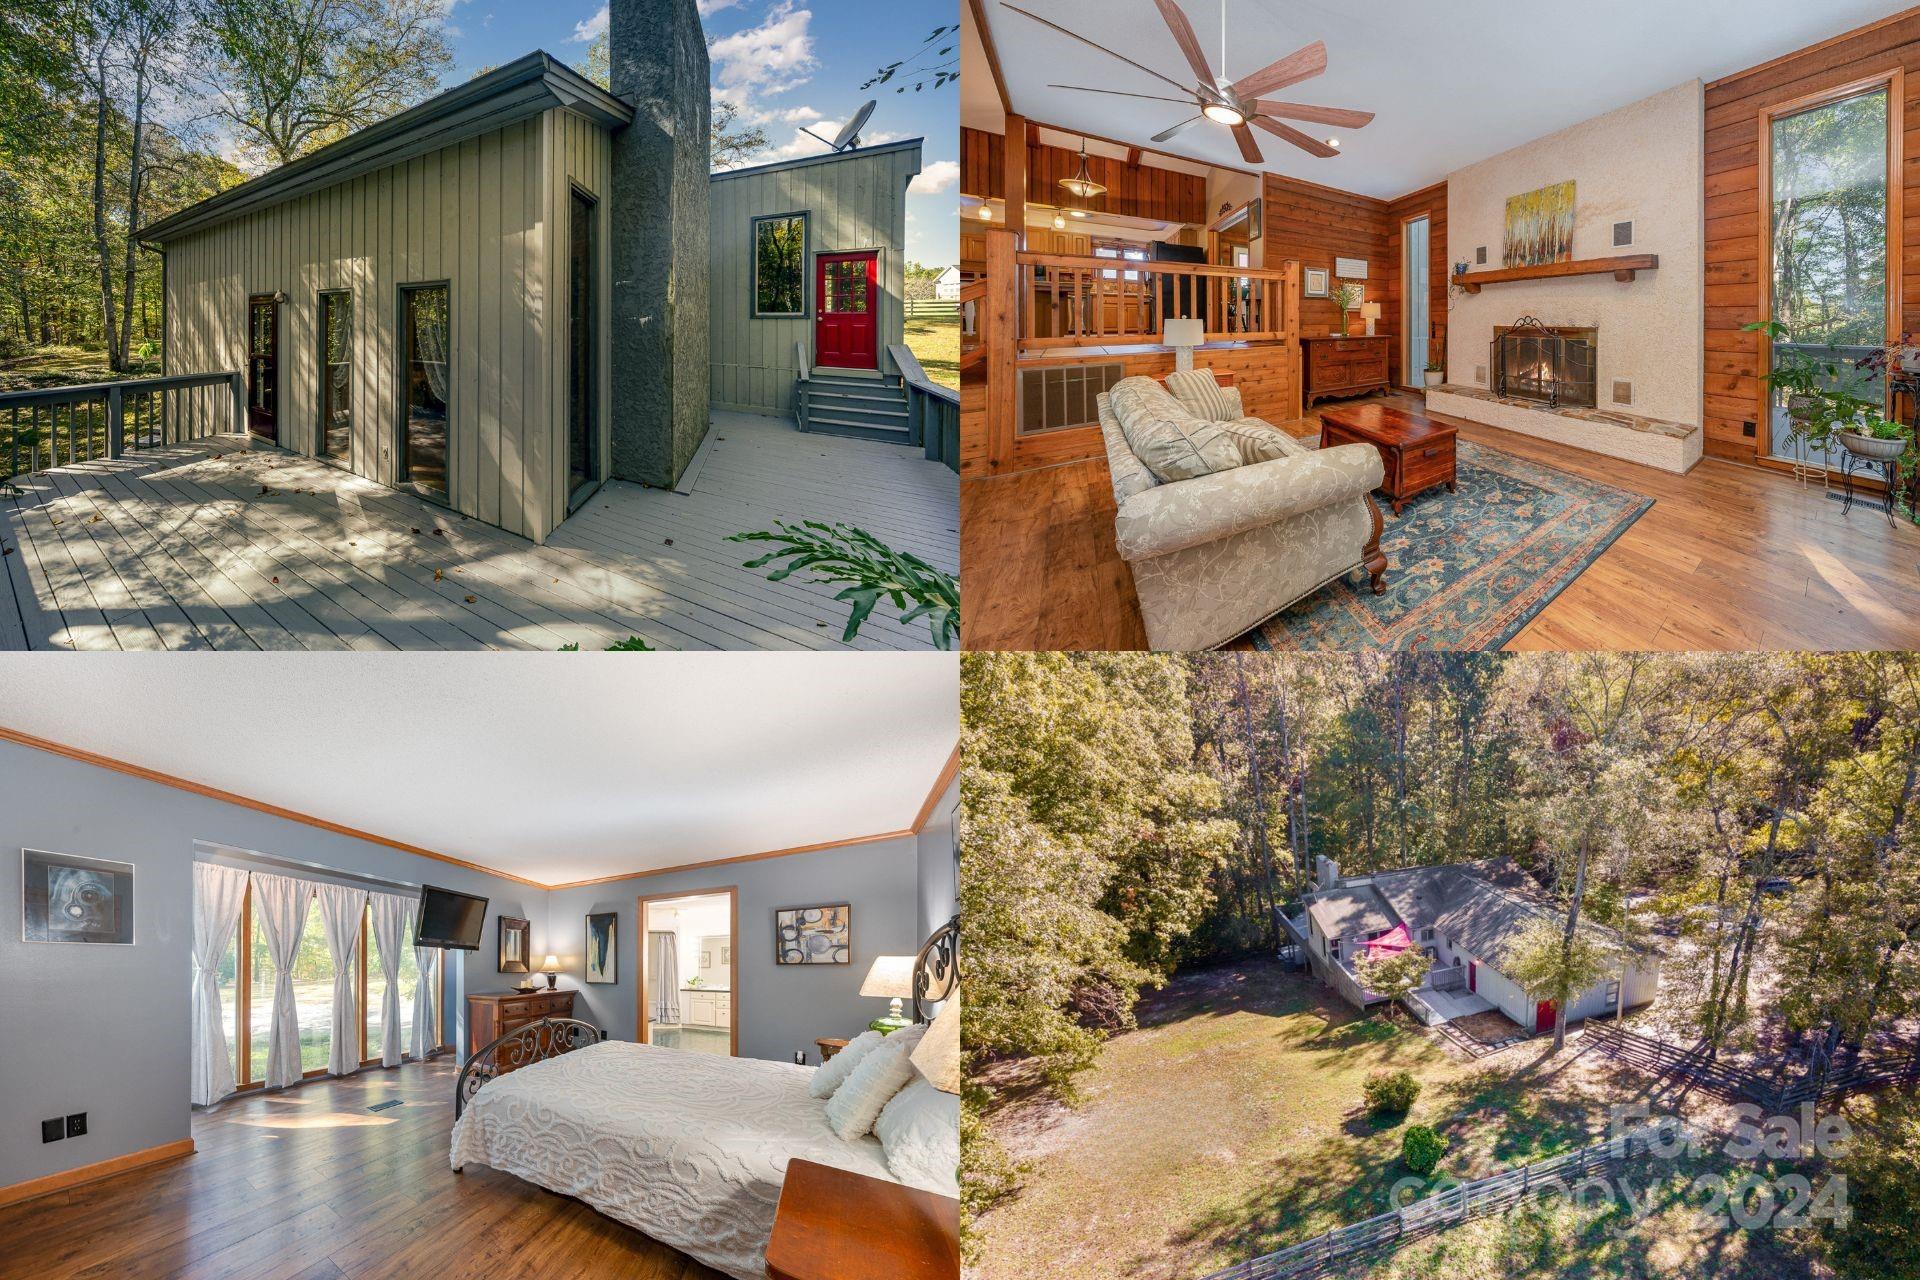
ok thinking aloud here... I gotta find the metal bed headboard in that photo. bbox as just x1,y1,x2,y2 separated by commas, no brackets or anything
453,1016,604,1119
912,914,959,1023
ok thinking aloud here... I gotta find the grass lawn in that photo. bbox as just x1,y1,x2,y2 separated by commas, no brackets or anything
0,345,162,392
970,960,1821,1280
904,315,958,390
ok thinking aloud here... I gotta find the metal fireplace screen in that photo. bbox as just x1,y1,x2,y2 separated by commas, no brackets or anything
1492,317,1597,409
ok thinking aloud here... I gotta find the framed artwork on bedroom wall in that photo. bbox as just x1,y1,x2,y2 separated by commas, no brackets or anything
22,848,135,944
774,903,851,964
586,911,618,984
497,915,531,972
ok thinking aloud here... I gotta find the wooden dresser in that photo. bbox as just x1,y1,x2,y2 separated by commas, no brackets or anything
1302,334,1391,407
467,990,574,1074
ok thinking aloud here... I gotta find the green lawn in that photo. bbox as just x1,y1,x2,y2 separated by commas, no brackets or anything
903,315,958,390
971,960,1819,1280
0,345,162,392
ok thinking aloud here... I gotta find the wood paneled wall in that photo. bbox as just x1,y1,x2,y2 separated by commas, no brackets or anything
1262,174,1390,338
1384,183,1449,388
1703,9,1920,463
961,127,1208,224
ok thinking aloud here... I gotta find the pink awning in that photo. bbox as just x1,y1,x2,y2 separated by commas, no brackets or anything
1366,923,1412,957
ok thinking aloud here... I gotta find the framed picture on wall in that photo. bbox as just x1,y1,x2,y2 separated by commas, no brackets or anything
22,848,135,944
586,911,618,984
1303,267,1330,298
1247,198,1262,241
774,903,851,965
497,915,530,972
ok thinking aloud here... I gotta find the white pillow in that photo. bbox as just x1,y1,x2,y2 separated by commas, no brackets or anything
809,1029,885,1099
824,1024,926,1140
875,1078,959,1198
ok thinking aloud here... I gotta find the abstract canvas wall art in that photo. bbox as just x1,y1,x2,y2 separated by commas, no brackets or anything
586,911,618,984
774,903,851,965
22,849,135,944
1503,180,1577,268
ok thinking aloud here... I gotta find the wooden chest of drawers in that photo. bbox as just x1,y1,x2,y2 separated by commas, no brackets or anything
467,990,575,1075
1303,335,1391,407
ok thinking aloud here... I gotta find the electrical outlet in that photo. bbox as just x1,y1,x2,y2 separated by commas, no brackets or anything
41,1117,63,1144
792,1050,807,1065
1743,420,1757,438
66,1112,86,1138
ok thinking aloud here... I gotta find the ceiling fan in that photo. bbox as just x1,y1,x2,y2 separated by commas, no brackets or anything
1001,0,1374,165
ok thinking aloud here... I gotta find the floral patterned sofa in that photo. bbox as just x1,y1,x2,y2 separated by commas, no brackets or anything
1096,372,1387,650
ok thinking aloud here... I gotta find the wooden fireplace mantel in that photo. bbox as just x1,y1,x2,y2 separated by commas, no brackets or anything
1453,254,1659,294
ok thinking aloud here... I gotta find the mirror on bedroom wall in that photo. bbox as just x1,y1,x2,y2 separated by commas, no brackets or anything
638,889,737,1056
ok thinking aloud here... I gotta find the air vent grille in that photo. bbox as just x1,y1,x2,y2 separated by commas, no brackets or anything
1476,246,1488,265
1612,379,1633,405
1018,363,1125,437
1612,221,1635,248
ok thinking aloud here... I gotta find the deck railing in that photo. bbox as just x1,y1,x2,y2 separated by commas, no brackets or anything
1012,252,1299,350
1,371,243,481
887,343,959,474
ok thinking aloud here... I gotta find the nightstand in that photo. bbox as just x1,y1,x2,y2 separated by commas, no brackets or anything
816,1037,849,1062
766,1158,958,1280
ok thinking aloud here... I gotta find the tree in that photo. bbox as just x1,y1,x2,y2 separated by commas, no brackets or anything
1354,945,1432,1004
576,34,766,168
194,0,452,167
1826,1095,1920,1279
1503,916,1612,1025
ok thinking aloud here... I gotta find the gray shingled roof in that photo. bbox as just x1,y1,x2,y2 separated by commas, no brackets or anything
1303,884,1396,941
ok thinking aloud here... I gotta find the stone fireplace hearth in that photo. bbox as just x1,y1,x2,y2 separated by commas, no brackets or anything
1425,383,1701,474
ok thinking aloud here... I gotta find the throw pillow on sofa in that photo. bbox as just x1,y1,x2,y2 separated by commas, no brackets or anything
1162,368,1242,421
1107,376,1242,484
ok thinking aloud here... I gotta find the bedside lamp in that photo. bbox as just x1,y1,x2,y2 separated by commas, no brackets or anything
1163,317,1205,374
859,955,916,1033
1361,301,1382,337
543,954,560,991
909,991,960,1094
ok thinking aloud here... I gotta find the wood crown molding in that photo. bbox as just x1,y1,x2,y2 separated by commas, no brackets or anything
0,1139,195,1210
966,0,1012,116
0,726,959,893
1705,7,1920,90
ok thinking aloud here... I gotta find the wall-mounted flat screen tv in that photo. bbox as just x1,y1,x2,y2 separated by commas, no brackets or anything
415,884,488,950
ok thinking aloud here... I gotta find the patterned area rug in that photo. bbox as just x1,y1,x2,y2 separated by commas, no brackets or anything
1254,438,1651,650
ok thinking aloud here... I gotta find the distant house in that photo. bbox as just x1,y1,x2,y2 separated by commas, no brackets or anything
1284,856,1659,1034
933,265,961,300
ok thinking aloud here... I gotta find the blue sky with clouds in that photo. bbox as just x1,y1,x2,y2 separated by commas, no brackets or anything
442,0,959,266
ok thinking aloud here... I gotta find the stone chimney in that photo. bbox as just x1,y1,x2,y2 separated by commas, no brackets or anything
608,0,711,487
1316,857,1342,891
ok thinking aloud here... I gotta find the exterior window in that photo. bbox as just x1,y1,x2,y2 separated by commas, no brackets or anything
1329,939,1341,961
753,213,807,316
318,291,351,461
1419,927,1435,942
401,284,451,499
568,188,599,504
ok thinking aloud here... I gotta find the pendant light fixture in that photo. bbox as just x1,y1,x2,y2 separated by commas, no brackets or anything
1052,210,1066,229
1058,137,1107,200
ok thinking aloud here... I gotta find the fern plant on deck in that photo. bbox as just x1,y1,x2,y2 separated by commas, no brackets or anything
729,520,959,649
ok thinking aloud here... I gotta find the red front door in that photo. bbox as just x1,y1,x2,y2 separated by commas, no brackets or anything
816,251,878,369
1535,1000,1556,1034
1467,961,1477,992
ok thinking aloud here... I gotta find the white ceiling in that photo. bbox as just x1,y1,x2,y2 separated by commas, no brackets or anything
0,654,958,886
971,0,1915,198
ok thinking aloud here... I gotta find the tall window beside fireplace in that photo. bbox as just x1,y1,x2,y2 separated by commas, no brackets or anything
1764,79,1893,472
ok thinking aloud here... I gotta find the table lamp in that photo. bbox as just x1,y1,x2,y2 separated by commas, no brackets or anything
1162,317,1204,373
543,954,560,990
859,955,916,1033
1361,301,1382,337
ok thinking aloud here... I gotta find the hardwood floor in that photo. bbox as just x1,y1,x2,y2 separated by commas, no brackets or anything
0,1059,724,1280
960,390,1920,651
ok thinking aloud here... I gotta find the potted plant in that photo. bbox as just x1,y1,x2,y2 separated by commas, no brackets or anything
1422,359,1444,389
1334,282,1364,336
1835,407,1914,462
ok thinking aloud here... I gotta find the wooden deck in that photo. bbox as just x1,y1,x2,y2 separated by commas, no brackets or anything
0,411,958,651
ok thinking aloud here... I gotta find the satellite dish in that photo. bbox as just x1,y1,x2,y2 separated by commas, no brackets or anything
832,100,877,151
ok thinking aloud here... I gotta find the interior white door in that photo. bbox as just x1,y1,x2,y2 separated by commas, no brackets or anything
1403,215,1431,387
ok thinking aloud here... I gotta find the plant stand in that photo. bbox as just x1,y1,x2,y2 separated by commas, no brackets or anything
1837,447,1901,528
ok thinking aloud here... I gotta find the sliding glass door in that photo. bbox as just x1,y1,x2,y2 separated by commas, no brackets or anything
1765,81,1893,469
401,283,451,500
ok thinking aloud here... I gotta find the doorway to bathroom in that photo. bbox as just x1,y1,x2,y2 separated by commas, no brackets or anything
637,888,737,1056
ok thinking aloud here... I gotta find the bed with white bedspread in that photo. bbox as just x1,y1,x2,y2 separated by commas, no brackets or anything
448,1038,901,1280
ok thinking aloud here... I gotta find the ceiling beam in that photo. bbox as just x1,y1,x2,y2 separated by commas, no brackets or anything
966,0,1013,116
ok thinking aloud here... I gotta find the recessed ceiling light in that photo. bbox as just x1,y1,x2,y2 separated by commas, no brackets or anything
1069,209,1089,219
1327,137,1340,149
1203,103,1245,127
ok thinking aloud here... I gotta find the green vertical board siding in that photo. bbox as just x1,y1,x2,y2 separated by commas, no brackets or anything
162,107,615,544
708,142,922,417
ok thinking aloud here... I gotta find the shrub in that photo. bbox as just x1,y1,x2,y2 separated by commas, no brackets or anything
1363,1069,1422,1116
1403,1124,1449,1175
